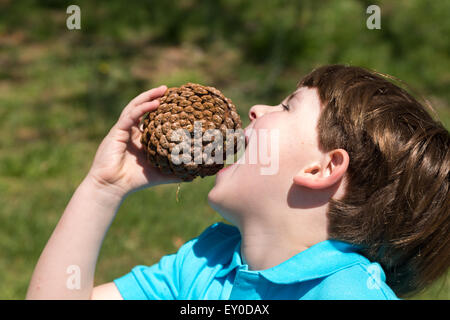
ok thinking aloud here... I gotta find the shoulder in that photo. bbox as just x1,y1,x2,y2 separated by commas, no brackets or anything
170,222,240,294
195,222,240,244
198,221,240,239
312,262,399,300
142,222,240,271
178,222,240,264
114,222,240,299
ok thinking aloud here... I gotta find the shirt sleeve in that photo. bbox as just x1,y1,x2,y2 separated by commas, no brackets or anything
113,235,203,300
113,252,182,300
113,222,240,300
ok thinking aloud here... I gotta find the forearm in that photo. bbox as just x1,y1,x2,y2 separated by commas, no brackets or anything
26,175,124,299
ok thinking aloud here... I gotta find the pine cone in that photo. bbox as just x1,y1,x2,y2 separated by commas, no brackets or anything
140,83,243,181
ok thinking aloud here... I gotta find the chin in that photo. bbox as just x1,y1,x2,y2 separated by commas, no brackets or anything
207,183,241,226
207,183,226,213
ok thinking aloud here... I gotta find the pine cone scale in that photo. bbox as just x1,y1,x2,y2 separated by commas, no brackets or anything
141,83,243,182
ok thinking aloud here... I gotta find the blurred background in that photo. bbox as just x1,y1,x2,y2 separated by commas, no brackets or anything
0,0,448,299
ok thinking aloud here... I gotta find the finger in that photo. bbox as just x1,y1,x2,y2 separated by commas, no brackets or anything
129,85,167,108
119,85,166,121
117,100,160,132
131,100,161,124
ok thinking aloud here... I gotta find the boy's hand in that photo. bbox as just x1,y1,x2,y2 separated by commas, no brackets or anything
27,86,182,300
87,85,181,198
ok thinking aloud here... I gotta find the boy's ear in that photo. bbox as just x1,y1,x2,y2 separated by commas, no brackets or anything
293,149,349,190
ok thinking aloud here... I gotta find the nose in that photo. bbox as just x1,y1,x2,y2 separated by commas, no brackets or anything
248,104,271,121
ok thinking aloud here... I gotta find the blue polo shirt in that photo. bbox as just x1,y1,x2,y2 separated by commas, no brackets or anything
113,222,398,300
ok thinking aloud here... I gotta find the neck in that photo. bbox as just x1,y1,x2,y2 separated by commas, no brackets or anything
237,210,328,271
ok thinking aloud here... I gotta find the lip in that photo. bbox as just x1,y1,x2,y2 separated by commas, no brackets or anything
218,162,235,174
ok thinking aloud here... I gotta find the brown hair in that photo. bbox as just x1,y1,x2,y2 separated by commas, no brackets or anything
299,65,449,297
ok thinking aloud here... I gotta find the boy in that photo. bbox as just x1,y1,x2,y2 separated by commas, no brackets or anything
27,65,449,299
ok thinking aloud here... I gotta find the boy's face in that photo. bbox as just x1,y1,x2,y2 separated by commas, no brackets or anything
208,86,324,223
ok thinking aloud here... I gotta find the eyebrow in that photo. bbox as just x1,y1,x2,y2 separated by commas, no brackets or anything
284,90,301,105
286,94,295,104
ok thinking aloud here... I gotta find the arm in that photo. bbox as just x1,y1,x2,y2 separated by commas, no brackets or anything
26,175,123,299
26,85,180,299
91,282,123,300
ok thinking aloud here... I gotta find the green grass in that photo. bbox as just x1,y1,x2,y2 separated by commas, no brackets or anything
0,1,448,299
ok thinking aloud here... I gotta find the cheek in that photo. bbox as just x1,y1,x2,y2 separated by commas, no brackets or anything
208,113,318,203
274,129,322,182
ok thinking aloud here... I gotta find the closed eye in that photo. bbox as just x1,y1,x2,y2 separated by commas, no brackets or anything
281,103,290,111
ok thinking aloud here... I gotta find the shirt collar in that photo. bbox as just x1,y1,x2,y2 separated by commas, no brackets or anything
216,241,243,277
216,239,367,284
